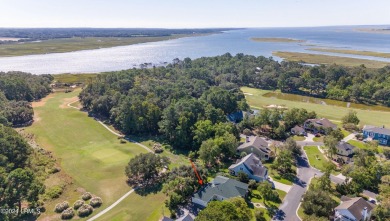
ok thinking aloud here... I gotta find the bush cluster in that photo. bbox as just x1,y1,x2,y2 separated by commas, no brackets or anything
73,200,84,210
89,197,103,208
81,192,92,201
61,208,74,220
54,201,69,213
77,204,93,217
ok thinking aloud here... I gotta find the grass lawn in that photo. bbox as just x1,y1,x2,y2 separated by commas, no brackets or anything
303,146,329,171
95,192,169,221
26,89,166,220
263,162,294,185
273,51,389,68
313,136,324,142
292,135,305,141
347,140,367,149
250,189,286,208
54,73,98,84
241,87,390,128
127,135,189,169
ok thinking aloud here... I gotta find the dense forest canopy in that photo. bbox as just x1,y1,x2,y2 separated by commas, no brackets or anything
0,124,45,221
0,28,233,42
0,72,52,126
80,53,390,150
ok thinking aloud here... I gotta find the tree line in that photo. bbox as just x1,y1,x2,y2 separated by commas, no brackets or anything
0,71,52,126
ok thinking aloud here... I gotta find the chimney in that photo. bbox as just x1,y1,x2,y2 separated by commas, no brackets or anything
246,136,250,143
362,207,368,221
383,125,385,129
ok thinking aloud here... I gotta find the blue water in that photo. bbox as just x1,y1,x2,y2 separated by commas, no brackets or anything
0,26,389,74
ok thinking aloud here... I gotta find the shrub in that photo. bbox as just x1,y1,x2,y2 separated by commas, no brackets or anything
383,149,390,160
248,179,258,189
243,128,252,136
77,204,93,217
73,200,84,210
54,201,69,213
255,209,266,221
45,185,64,200
120,139,126,144
89,197,103,208
81,192,92,201
61,208,74,220
343,123,359,132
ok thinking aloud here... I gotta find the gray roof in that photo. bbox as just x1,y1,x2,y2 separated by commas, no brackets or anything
363,125,390,136
193,176,248,203
337,141,356,152
335,197,375,220
305,118,337,129
237,136,271,154
229,153,268,177
291,125,305,133
176,214,194,221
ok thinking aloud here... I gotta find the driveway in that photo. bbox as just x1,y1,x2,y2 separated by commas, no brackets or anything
269,177,292,193
342,133,356,142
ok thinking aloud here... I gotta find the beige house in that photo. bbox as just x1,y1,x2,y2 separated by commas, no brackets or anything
237,136,272,161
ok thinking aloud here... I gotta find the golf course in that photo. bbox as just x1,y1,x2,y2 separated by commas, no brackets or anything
241,87,390,128
25,89,168,221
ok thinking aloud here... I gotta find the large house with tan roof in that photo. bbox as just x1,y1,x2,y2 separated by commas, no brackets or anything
236,136,273,161
304,118,337,134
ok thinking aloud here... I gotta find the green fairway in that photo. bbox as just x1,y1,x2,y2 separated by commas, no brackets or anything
303,146,329,172
241,87,390,128
25,89,169,220
95,192,168,221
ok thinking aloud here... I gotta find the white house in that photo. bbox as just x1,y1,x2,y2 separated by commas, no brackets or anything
228,153,268,182
334,197,375,221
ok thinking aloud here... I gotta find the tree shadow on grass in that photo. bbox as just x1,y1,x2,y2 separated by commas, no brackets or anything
133,181,164,196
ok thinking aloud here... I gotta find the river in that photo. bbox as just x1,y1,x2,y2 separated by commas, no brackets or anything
0,26,390,74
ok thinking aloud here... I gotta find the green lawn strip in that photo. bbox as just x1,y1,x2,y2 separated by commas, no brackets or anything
303,146,329,171
292,135,305,141
54,73,98,84
313,136,324,142
26,90,150,219
347,140,367,149
241,87,390,128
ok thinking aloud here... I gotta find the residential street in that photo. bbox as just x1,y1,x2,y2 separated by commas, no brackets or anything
272,145,378,221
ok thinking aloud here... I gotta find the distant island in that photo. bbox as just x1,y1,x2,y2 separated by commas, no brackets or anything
0,28,233,57
251,37,305,43
355,28,390,34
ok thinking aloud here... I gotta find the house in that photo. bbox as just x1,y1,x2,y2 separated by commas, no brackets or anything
291,125,307,136
160,214,194,221
304,118,337,134
362,125,390,146
192,176,248,207
227,110,259,123
334,141,356,164
334,197,375,221
237,136,272,161
228,153,268,182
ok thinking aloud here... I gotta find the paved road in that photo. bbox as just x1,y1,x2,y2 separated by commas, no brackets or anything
296,141,324,146
274,154,315,221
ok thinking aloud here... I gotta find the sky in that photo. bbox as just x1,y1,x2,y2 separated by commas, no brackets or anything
0,0,389,28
